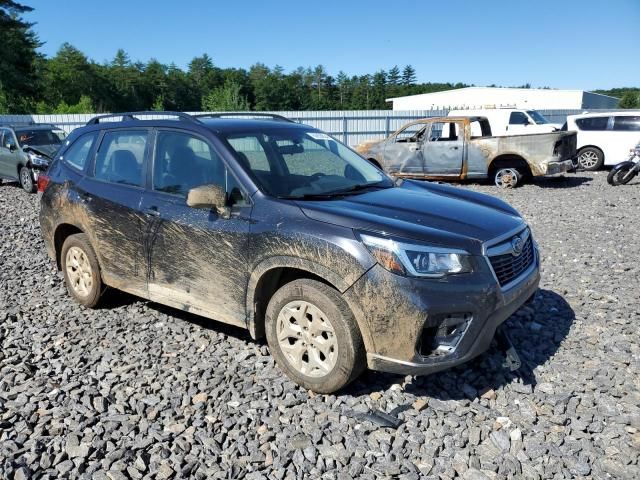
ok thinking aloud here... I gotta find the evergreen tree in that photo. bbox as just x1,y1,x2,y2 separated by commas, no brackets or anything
619,91,640,109
0,0,41,112
401,65,417,85
387,66,401,85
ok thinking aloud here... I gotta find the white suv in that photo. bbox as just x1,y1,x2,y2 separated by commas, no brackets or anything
565,111,640,170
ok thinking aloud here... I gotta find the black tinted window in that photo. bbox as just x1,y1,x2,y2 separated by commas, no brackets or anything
509,112,529,125
575,117,609,131
62,132,98,171
153,131,224,197
95,130,147,187
613,116,640,131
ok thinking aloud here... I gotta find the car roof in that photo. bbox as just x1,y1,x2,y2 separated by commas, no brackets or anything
80,112,313,135
11,124,60,131
199,117,311,134
568,111,640,119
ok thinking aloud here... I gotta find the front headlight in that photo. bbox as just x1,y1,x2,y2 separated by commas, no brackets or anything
359,233,472,278
28,152,50,167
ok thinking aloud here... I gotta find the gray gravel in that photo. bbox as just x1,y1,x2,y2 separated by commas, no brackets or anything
1,172,639,480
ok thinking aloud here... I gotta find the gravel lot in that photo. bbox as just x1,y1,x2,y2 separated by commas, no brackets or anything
1,172,639,480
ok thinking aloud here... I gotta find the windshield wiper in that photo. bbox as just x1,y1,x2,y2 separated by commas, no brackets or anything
278,182,390,200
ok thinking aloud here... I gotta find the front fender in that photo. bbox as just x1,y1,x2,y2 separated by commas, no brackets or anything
245,254,377,355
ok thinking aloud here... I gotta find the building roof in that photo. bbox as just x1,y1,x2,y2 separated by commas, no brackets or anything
386,86,619,102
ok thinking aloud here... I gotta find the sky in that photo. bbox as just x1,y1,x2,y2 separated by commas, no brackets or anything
26,0,640,90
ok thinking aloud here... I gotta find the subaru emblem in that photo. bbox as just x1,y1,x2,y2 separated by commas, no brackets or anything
511,236,524,256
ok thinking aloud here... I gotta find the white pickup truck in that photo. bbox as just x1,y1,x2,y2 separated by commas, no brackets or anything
356,116,576,188
448,109,561,136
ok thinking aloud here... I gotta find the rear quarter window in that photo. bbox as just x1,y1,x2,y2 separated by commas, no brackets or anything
575,117,610,131
61,132,98,171
612,116,640,131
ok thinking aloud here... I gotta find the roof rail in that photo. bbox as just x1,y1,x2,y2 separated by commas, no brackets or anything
194,112,295,123
86,111,201,126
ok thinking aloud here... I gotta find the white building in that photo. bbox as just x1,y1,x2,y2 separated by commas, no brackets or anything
386,87,619,111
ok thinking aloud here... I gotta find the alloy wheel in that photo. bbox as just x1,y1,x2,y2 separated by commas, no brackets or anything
65,246,94,297
276,300,338,377
495,168,519,188
578,151,599,169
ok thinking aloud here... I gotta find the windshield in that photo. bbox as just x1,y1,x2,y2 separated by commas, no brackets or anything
14,129,64,147
222,127,392,198
526,110,550,125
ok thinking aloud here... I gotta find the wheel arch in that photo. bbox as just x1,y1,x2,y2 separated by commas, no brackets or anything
577,145,604,158
245,256,374,354
489,154,532,177
53,223,84,270
368,158,383,170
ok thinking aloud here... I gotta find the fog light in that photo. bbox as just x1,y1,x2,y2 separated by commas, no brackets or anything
419,313,472,356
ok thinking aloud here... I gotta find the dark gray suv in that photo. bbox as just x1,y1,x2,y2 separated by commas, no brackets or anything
39,112,540,393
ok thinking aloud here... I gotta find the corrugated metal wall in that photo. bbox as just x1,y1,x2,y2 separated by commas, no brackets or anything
0,109,629,146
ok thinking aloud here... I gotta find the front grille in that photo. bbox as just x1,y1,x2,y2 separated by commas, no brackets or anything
489,236,535,286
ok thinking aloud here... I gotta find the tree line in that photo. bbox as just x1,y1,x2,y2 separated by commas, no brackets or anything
1,1,639,114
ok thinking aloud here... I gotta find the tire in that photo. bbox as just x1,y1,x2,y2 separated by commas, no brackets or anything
577,147,604,171
607,163,637,186
61,233,103,308
265,278,365,393
493,167,521,188
19,167,36,193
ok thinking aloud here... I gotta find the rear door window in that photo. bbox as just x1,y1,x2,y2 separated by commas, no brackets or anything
612,116,640,131
61,132,98,171
575,116,610,131
94,130,148,187
427,122,459,141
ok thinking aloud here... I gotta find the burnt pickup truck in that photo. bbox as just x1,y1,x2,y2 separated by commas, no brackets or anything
356,116,577,188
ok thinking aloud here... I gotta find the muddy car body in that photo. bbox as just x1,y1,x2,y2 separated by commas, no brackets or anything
39,111,540,393
356,116,576,188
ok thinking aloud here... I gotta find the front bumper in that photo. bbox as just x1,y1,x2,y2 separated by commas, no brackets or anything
343,241,540,376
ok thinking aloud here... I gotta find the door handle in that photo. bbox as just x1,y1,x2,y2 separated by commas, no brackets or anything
144,206,160,217
450,146,459,150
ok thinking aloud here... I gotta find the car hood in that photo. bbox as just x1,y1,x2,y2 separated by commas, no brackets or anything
22,144,59,159
298,180,525,255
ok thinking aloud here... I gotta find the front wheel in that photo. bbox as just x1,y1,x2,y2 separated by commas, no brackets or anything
19,167,36,193
494,167,521,188
265,279,365,393
607,163,638,186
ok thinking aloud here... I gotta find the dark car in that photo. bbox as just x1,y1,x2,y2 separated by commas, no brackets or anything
0,123,66,192
38,111,540,393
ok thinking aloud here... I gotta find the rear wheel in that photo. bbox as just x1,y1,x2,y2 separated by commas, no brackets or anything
577,147,604,171
19,167,36,193
494,167,522,188
265,279,365,393
61,233,103,307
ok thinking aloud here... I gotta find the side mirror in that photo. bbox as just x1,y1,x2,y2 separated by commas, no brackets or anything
186,184,230,218
5,142,16,151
